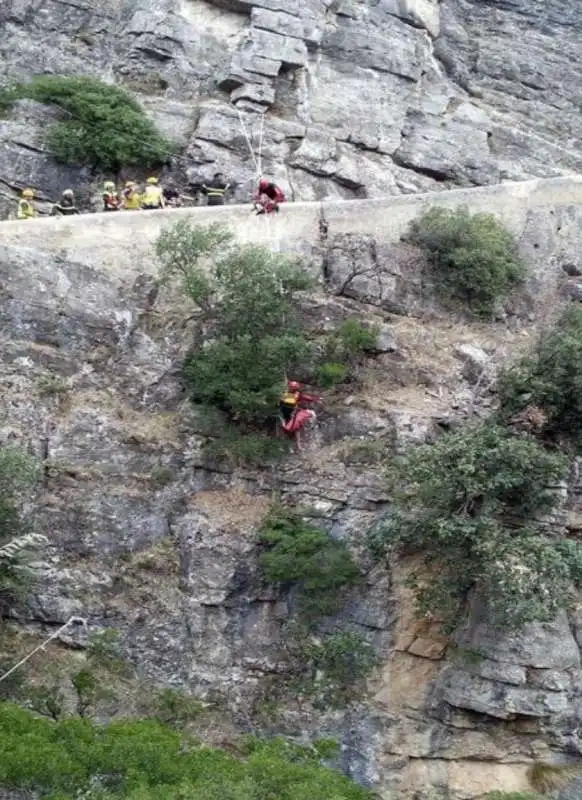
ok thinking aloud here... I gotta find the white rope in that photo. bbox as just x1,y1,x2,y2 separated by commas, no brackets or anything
0,615,87,685
236,108,259,175
256,112,265,179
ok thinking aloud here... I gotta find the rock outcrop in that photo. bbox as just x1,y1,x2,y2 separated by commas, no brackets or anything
2,179,582,797
1,0,582,217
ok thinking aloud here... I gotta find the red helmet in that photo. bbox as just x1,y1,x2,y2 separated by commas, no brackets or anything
259,179,269,191
287,380,301,391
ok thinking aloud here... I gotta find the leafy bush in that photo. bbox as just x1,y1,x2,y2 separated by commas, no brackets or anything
372,421,580,630
408,205,525,317
497,305,582,447
315,361,349,388
0,703,371,800
0,448,41,611
0,76,173,171
156,221,314,439
316,319,378,387
258,508,361,623
290,631,378,708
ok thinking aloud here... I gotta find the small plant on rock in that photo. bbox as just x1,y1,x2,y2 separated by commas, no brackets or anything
408,205,525,317
316,319,379,388
258,507,361,623
372,421,582,631
497,304,582,448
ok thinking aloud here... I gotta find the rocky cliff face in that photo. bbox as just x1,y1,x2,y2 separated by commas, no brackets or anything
2,185,582,798
1,0,582,216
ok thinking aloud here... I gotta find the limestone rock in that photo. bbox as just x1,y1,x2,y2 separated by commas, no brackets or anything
453,343,489,384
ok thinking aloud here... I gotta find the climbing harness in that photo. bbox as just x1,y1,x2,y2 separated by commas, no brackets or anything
0,616,87,685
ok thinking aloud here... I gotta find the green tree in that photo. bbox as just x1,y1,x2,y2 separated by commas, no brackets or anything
156,221,315,460
497,304,582,447
0,76,173,171
0,702,371,800
372,422,580,630
408,205,525,317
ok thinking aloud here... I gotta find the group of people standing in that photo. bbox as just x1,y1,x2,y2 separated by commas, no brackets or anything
14,172,287,220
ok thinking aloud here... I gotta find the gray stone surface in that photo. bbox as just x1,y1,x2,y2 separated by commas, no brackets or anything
2,0,582,213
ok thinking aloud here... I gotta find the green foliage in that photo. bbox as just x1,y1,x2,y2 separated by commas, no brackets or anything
157,221,314,431
258,509,373,706
497,305,582,447
529,762,579,793
373,421,579,630
0,76,173,170
258,508,361,624
0,702,371,800
408,205,525,317
0,448,41,610
290,631,378,708
315,361,349,388
317,320,378,387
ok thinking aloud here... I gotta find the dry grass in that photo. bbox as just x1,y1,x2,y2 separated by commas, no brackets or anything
529,762,581,793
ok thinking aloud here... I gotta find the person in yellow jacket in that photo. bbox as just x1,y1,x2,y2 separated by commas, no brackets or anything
17,188,36,219
141,176,165,210
121,181,141,210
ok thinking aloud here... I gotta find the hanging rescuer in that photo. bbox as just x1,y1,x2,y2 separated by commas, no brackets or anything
278,380,322,452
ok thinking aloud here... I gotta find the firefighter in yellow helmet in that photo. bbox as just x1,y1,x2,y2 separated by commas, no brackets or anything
121,180,141,210
141,176,165,210
17,188,36,220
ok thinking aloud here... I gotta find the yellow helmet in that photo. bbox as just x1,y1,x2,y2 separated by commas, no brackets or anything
103,181,115,191
125,181,136,188
146,176,158,185
21,188,34,199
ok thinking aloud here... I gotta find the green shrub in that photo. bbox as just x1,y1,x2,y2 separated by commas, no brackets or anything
156,221,314,439
0,76,173,171
317,319,378,386
372,421,579,630
0,702,371,800
257,508,361,624
291,631,377,708
497,305,582,447
408,205,525,317
315,361,349,388
0,448,42,611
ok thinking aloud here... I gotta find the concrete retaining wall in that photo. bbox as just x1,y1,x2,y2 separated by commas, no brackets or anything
1,176,581,281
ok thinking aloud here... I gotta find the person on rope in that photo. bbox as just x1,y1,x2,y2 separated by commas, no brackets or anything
102,181,122,211
51,189,80,216
122,180,142,210
254,178,285,215
202,172,230,206
141,176,166,210
17,188,36,219
279,380,323,452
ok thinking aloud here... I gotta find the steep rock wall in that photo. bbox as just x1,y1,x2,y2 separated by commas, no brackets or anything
1,0,582,217
2,179,582,797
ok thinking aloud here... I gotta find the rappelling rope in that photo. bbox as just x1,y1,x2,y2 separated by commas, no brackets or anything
0,615,88,685
256,111,265,179
236,107,260,177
